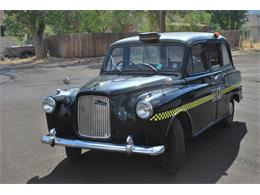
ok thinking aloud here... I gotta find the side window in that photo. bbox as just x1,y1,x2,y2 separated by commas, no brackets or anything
189,43,208,73
221,43,232,66
209,42,222,69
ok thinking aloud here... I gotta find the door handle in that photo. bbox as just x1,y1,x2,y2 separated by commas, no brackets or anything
211,74,221,83
212,75,218,81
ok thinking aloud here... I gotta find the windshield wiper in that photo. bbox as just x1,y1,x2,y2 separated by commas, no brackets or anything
135,61,158,72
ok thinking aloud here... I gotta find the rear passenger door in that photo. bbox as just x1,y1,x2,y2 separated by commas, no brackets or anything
207,40,225,117
186,41,217,132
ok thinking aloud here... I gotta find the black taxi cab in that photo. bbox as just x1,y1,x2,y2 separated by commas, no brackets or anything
41,32,242,173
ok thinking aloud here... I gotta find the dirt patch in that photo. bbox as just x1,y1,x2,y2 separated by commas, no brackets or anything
240,40,260,50
0,56,104,69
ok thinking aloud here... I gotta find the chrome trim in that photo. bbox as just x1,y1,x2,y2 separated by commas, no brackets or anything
49,128,56,147
42,96,56,113
126,135,134,155
41,129,165,156
77,95,111,139
136,100,153,120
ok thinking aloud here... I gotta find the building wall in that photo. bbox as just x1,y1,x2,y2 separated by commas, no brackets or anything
245,14,260,42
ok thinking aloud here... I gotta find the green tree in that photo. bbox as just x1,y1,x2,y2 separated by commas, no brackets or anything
110,11,146,32
144,11,167,32
209,11,248,30
4,10,47,58
4,11,114,58
46,11,113,34
166,11,211,32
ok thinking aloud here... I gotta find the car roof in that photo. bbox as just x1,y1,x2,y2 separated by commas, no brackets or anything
111,32,226,47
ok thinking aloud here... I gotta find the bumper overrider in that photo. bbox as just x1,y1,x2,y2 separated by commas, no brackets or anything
41,128,165,156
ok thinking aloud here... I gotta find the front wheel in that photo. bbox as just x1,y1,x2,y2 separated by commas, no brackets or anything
160,118,185,174
65,147,82,162
221,99,235,127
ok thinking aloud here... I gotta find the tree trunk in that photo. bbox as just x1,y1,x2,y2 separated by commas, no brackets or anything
34,34,46,58
159,11,167,32
230,11,235,30
33,19,47,59
212,11,225,30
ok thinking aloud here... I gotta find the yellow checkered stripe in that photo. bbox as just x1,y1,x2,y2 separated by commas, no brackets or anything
221,81,242,95
149,81,242,122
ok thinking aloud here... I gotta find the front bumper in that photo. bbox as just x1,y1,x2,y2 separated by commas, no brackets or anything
41,128,165,156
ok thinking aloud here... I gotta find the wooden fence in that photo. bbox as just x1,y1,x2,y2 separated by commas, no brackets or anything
221,30,241,48
45,31,241,58
45,33,138,58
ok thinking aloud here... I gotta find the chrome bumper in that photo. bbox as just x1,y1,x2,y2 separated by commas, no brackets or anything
41,128,165,156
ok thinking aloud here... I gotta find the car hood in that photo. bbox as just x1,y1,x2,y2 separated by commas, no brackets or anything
78,74,182,96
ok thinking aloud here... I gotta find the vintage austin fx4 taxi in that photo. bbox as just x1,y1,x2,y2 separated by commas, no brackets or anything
41,32,242,173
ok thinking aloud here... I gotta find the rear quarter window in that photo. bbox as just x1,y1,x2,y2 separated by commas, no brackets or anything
221,43,232,66
209,42,222,69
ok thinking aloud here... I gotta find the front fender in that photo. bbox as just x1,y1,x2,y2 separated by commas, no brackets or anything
165,111,193,137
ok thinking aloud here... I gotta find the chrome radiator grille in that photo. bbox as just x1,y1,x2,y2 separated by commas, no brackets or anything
78,95,111,138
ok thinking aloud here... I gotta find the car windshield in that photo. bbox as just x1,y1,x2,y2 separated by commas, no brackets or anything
104,44,185,75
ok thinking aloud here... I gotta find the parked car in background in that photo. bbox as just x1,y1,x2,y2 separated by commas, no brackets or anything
41,32,242,173
4,45,35,58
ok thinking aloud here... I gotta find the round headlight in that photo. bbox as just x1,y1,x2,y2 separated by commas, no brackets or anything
136,101,153,119
42,97,56,113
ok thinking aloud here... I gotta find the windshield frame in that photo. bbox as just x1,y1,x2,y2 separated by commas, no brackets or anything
100,42,187,76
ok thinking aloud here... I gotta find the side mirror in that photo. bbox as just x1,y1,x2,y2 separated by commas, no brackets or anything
63,76,70,85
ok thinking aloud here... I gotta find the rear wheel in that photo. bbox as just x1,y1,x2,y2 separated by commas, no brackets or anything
65,147,82,162
222,99,235,127
160,118,185,174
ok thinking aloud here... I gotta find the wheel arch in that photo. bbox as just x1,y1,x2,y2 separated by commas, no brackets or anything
232,93,240,103
166,111,193,138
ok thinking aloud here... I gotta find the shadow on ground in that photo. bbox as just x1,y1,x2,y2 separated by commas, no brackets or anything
28,121,247,184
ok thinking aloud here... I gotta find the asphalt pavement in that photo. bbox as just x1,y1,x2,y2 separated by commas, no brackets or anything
0,52,259,183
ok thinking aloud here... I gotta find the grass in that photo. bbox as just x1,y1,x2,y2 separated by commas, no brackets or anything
241,40,260,50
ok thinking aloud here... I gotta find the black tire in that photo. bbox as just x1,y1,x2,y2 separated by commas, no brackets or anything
65,147,82,162
160,118,185,174
222,99,235,127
